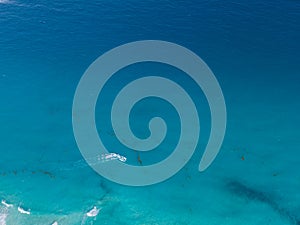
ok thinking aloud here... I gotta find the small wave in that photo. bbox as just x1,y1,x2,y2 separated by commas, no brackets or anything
80,206,101,225
1,200,12,208
0,0,12,4
86,206,100,217
17,207,30,215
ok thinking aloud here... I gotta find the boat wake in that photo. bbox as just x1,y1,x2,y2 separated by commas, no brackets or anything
0,207,8,225
55,152,127,172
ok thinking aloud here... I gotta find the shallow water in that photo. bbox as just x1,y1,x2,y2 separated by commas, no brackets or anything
0,0,300,224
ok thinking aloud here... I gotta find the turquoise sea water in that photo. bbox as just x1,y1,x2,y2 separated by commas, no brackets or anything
1,0,300,224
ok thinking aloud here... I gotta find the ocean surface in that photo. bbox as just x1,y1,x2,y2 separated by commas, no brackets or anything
0,0,300,224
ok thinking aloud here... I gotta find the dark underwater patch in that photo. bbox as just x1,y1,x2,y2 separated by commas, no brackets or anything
226,180,300,225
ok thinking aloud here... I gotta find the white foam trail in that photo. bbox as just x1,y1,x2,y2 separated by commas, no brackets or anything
0,213,7,225
51,222,58,225
98,153,127,163
70,153,127,170
86,206,100,217
1,201,12,208
0,208,8,225
17,206,30,215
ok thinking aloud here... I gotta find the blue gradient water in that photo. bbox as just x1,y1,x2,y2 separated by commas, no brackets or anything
0,0,300,224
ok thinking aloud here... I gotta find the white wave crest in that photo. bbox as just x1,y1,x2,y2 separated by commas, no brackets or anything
86,206,100,217
0,0,11,4
17,206,30,215
1,200,12,208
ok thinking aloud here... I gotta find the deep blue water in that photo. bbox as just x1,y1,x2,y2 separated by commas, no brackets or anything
0,0,300,224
